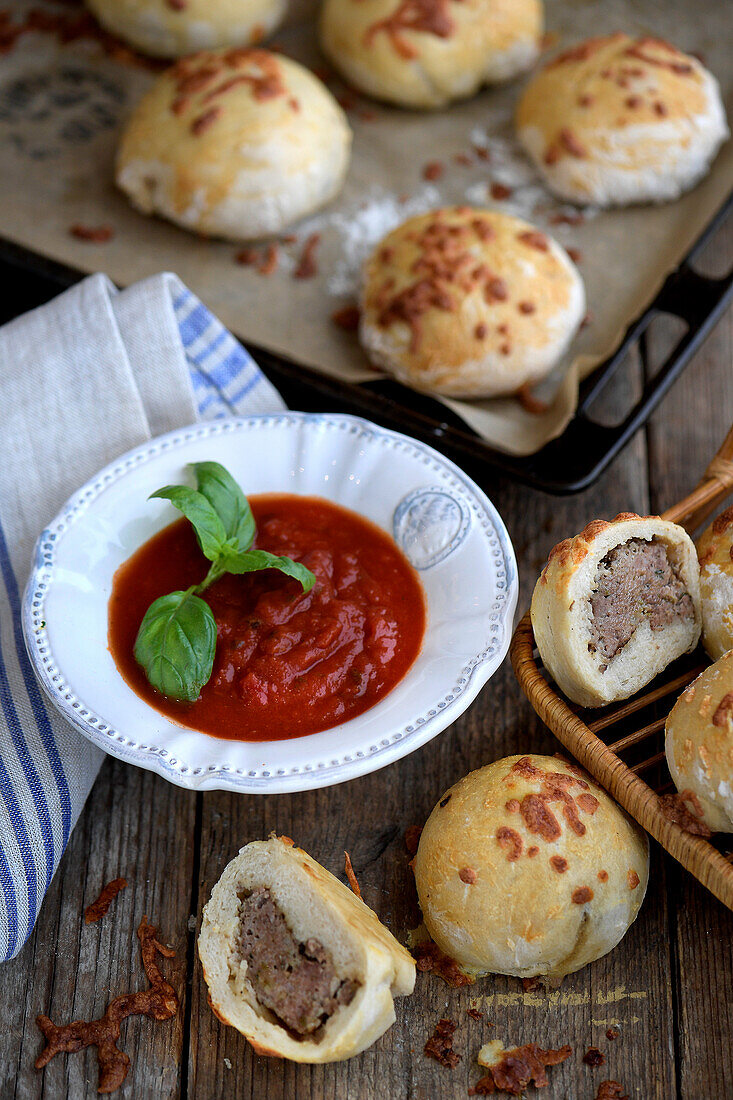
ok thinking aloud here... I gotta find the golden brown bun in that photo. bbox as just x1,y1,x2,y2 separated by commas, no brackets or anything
697,506,733,660
413,755,649,980
86,0,286,59
359,207,585,399
198,837,415,1062
320,0,542,109
531,513,701,708
516,34,728,206
665,652,733,833
116,49,351,240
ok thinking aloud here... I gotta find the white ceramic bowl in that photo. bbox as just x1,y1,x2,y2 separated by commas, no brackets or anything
23,413,517,793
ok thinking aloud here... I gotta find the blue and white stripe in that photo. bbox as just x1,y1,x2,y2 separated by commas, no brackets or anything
173,287,284,421
0,284,284,961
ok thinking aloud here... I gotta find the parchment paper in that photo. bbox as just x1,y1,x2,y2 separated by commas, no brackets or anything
0,0,730,455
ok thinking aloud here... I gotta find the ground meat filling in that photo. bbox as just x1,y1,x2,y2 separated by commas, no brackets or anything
234,887,358,1036
589,538,694,663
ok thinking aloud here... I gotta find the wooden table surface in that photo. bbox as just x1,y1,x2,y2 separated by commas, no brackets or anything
2,219,732,1100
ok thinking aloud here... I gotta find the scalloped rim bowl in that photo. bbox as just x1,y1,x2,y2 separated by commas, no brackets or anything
23,413,517,793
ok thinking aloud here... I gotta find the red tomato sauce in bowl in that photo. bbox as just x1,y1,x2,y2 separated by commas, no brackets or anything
108,495,426,742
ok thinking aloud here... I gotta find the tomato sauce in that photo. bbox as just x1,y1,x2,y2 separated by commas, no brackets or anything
108,495,426,742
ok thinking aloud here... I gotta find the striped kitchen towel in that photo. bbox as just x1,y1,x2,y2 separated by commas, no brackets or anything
0,271,285,961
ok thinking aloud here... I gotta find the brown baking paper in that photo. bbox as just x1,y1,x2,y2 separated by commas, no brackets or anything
0,0,730,455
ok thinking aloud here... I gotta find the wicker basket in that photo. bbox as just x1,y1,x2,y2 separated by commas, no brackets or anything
510,426,733,911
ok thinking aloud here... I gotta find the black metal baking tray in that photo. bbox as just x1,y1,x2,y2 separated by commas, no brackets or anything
2,191,731,496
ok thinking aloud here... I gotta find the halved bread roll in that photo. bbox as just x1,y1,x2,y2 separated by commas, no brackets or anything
198,837,415,1062
531,513,701,708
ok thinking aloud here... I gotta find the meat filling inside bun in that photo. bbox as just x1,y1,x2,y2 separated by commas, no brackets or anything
589,537,695,666
234,886,359,1037
531,514,701,708
199,837,415,1062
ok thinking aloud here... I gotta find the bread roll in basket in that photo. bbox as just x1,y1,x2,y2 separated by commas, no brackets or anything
531,513,701,708
665,650,733,834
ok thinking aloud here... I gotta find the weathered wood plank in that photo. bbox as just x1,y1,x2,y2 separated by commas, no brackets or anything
2,757,196,1100
189,351,677,1099
644,215,733,1100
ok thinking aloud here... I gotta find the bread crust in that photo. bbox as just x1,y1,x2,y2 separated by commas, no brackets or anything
413,755,649,979
320,0,542,109
198,838,415,1062
697,506,733,660
87,0,287,59
516,34,728,206
665,652,733,833
531,514,701,708
359,207,585,399
116,50,351,240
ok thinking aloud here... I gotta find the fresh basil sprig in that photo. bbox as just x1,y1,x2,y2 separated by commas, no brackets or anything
134,462,315,702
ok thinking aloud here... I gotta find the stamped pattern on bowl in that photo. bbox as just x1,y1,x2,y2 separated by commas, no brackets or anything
393,488,470,570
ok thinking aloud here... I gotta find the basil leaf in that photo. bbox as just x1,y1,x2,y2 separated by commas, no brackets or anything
133,588,216,703
220,548,316,592
136,464,316,702
150,485,227,562
191,461,255,552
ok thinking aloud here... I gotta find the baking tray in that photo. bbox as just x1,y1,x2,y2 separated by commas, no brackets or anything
510,423,733,908
3,191,731,495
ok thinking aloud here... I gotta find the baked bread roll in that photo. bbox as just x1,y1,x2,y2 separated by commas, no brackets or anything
516,34,728,207
319,0,542,110
665,651,733,833
198,837,415,1062
413,755,649,980
531,513,701,708
359,207,585,399
86,0,286,59
116,49,352,240
696,506,733,660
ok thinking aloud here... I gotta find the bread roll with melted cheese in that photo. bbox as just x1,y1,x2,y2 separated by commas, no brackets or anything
116,49,351,240
696,506,733,661
531,513,701,708
665,652,733,834
320,0,543,110
413,755,649,981
359,207,585,399
198,837,415,1062
516,34,728,207
86,0,286,59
